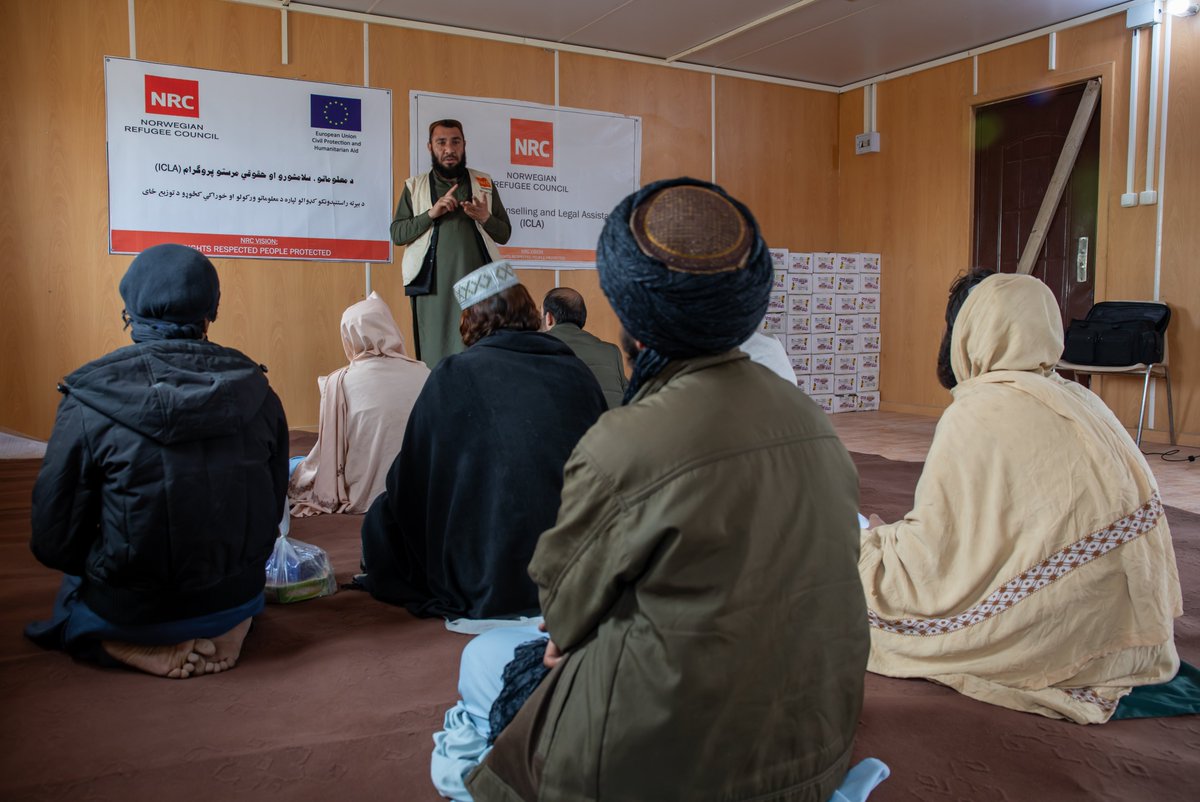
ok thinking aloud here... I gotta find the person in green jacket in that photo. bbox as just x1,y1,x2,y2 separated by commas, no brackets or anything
542,287,628,408
432,178,885,802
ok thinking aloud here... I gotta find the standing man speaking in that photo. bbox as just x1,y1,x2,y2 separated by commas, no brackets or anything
393,119,512,368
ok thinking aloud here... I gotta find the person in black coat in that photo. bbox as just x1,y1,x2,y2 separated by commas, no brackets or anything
26,244,289,678
359,261,606,623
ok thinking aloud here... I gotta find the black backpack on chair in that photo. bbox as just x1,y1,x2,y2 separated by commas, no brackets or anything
1061,301,1170,366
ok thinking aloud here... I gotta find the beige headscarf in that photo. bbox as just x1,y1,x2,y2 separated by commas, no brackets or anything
289,293,427,516
861,274,1182,723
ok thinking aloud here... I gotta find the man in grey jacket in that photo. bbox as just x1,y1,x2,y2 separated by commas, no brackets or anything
542,287,628,408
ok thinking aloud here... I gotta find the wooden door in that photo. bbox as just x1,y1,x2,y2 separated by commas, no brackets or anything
972,82,1101,327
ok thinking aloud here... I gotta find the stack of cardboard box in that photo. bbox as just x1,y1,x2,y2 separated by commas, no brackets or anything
762,249,881,414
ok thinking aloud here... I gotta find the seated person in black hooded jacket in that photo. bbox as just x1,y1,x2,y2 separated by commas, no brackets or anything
26,244,289,679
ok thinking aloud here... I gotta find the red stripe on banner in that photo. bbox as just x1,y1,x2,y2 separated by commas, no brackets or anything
497,246,596,263
111,230,390,261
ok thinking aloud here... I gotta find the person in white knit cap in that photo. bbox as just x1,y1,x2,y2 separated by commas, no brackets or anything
357,261,606,624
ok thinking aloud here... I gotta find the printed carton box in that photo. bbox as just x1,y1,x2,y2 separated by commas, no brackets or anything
772,271,787,292
812,354,835,374
857,391,880,411
813,252,837,273
833,394,859,414
796,375,812,395
835,274,859,294
836,253,861,273
811,313,834,333
835,353,858,375
859,253,881,273
787,293,811,314
786,334,812,355
789,355,812,374
834,374,858,394
809,375,834,395
787,314,811,334
788,274,812,295
811,393,835,414
858,333,882,353
767,292,786,313
813,334,836,354
770,248,789,271
858,313,880,333
815,273,838,293
835,314,858,334
858,352,880,371
761,313,785,334
858,293,880,313
837,294,860,314
812,293,836,313
788,252,813,273
856,369,880,393
835,335,859,353
860,273,881,292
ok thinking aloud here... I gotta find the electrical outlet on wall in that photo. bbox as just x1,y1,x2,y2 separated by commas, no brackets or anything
855,132,881,155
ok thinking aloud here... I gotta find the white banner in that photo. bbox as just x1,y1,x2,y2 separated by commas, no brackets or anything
411,91,641,269
105,57,392,262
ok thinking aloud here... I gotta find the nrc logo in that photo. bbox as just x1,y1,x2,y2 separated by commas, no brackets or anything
510,118,553,167
145,75,200,118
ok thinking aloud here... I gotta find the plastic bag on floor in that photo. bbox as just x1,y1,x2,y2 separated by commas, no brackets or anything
264,499,337,604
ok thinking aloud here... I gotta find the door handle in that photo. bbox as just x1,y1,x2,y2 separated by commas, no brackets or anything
1076,237,1089,283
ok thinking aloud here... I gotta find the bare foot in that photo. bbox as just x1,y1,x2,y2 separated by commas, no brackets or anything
206,617,253,672
102,638,208,679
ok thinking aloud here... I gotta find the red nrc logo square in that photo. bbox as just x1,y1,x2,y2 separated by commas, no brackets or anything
145,75,200,118
511,119,553,167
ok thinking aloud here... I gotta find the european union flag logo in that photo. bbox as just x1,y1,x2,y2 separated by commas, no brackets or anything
310,94,361,131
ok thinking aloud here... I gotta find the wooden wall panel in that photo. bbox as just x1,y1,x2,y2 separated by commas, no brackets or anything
368,25,555,365
839,13,1199,444
715,77,840,250
559,54,710,185
0,0,132,439
837,62,975,413
555,54,712,348
134,1,380,430
1157,16,1200,444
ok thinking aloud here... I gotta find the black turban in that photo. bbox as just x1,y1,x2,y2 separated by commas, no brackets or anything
596,177,772,402
119,244,221,343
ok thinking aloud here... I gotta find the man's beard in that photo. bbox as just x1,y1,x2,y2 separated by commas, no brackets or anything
431,150,467,180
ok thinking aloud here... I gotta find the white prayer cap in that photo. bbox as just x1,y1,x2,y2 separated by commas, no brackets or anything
453,260,520,310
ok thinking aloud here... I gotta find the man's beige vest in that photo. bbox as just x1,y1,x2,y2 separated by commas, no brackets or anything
401,168,501,285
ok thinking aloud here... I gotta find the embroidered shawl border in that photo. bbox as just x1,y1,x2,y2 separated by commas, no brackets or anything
868,494,1164,637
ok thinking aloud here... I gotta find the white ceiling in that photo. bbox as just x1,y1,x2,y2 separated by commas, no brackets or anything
298,0,1132,88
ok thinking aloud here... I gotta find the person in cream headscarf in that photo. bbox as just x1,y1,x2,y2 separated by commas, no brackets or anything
289,293,429,516
861,270,1182,724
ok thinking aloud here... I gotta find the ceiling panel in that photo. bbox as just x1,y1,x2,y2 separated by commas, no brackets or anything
320,0,632,43
566,0,805,59
691,0,1128,85
298,0,1134,88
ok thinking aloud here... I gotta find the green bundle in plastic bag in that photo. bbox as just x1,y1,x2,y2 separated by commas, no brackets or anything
264,500,337,604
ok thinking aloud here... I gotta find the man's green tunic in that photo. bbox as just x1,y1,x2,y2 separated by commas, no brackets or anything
391,171,511,368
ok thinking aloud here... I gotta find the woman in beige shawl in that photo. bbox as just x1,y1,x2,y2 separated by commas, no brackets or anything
289,293,429,516
861,272,1182,723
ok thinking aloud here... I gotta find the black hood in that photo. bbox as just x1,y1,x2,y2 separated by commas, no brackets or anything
61,340,271,446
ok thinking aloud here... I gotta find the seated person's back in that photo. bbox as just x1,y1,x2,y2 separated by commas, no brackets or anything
468,179,869,802
27,244,288,678
289,292,429,515
359,262,607,621
541,286,628,407
860,270,1182,723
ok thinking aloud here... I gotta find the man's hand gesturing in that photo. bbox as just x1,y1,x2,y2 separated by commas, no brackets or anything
428,184,459,220
462,194,490,224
